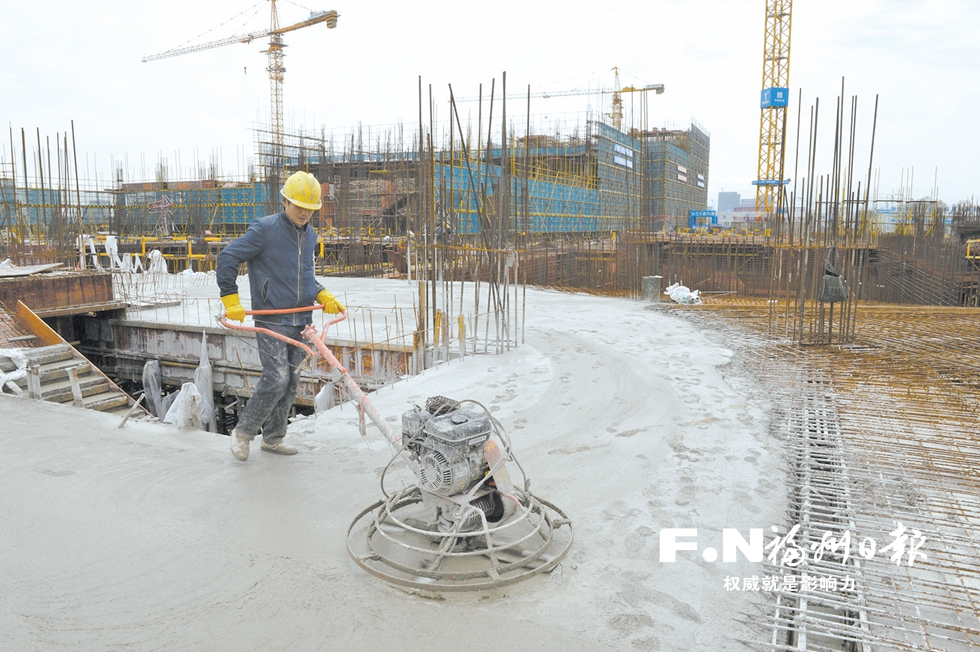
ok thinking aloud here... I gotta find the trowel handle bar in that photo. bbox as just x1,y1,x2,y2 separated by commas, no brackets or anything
244,305,348,334
320,308,348,336
217,306,347,356
217,317,315,356
245,304,327,315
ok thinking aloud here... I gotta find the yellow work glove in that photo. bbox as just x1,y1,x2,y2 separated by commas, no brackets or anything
220,293,246,322
317,289,345,314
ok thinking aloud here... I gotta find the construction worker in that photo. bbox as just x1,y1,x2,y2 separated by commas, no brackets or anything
217,171,344,461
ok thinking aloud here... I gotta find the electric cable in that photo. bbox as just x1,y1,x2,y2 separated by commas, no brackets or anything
379,447,406,499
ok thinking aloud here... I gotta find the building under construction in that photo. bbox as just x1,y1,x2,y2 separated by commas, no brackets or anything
263,117,708,238
0,113,711,270
636,120,710,224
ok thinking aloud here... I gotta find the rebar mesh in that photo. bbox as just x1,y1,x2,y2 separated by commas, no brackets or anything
681,299,980,651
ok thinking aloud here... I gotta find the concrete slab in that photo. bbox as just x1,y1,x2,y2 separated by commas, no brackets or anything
0,281,785,651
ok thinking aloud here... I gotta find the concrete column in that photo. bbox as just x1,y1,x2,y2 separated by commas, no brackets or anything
641,275,663,302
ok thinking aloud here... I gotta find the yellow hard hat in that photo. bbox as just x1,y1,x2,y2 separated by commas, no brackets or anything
280,171,323,210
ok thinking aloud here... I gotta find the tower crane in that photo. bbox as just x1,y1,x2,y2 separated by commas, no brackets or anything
456,68,664,133
143,1,339,173
754,0,792,216
609,66,662,132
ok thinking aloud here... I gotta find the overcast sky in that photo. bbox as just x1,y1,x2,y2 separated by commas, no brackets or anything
2,0,978,206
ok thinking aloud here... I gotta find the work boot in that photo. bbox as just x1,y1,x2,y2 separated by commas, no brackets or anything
260,441,298,455
230,429,250,461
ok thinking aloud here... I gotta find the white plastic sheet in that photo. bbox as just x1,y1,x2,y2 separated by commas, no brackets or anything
162,382,204,429
664,283,703,305
120,253,143,273
159,389,178,418
314,384,334,413
0,348,28,395
147,250,168,275
141,360,163,418
104,235,122,270
86,236,102,270
193,331,216,432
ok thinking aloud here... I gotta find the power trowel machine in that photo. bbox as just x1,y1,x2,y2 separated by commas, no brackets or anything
220,305,573,591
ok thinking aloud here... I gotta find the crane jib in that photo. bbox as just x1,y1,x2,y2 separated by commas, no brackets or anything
141,4,339,171
141,8,338,63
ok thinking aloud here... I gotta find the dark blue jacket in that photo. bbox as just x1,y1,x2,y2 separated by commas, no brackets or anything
216,212,324,326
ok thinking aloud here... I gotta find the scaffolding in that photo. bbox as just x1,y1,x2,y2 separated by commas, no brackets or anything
260,115,644,240
636,120,711,226
1,92,715,293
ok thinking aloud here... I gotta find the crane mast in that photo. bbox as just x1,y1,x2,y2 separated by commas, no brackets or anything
143,1,338,178
264,1,285,174
611,67,625,132
755,0,792,216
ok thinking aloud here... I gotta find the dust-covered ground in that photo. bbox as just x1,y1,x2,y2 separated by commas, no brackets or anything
0,280,787,651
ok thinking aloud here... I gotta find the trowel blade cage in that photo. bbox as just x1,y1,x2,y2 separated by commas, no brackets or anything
346,485,573,592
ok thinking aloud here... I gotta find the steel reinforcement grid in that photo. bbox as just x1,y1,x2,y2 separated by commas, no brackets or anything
681,301,980,651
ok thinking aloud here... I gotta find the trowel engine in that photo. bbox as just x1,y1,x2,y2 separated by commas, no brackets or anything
402,396,512,533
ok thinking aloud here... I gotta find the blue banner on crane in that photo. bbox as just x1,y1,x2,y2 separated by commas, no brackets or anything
761,87,790,108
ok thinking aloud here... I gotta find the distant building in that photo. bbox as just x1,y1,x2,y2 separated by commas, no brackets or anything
717,191,741,213
732,205,764,222
637,121,710,227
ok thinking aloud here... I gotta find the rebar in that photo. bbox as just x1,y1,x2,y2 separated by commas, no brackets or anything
681,300,980,651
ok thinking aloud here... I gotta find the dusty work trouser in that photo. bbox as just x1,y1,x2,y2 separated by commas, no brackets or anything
235,323,308,445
